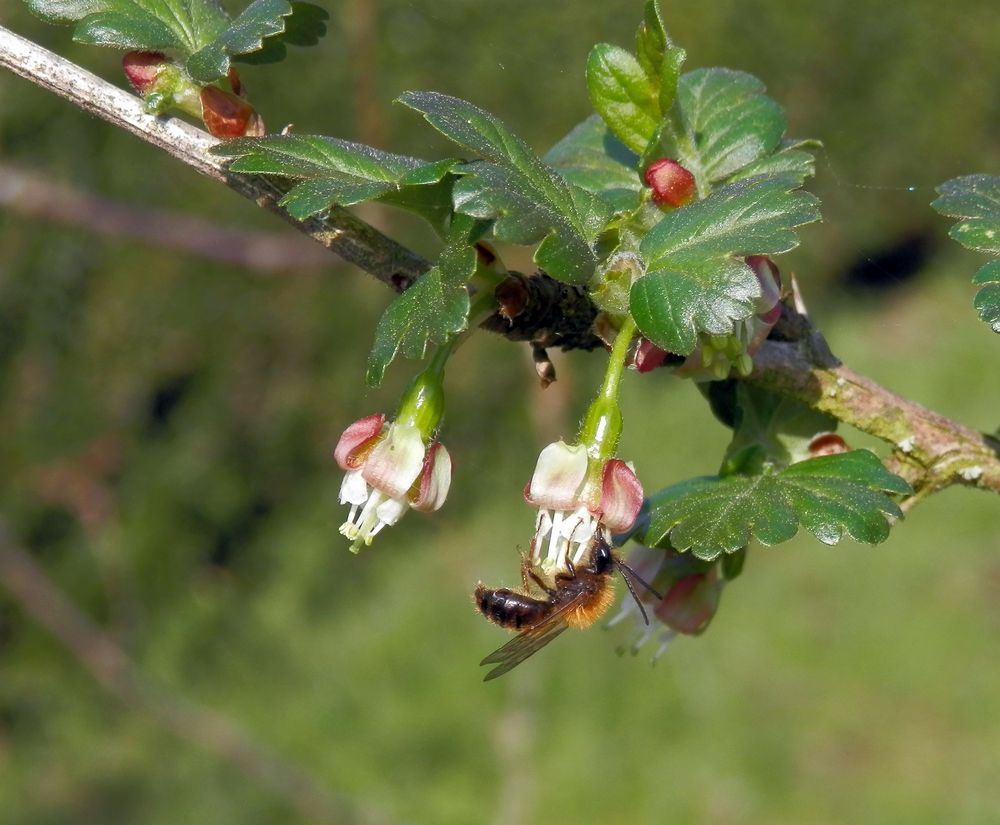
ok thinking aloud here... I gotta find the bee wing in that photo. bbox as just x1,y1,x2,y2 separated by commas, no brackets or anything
480,617,570,681
479,592,592,681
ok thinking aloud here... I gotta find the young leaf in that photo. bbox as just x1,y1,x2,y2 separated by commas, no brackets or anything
74,9,185,50
398,91,612,284
633,0,685,113
543,116,642,213
629,174,820,354
726,144,816,188
640,451,912,560
971,261,1000,334
187,0,327,82
365,217,477,386
656,68,788,193
41,0,231,53
932,174,1000,333
634,0,667,80
586,43,659,155
211,136,458,229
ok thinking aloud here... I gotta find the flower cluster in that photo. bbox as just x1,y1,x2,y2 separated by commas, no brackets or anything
631,255,783,380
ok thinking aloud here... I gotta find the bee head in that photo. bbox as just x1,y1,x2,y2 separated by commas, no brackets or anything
589,535,616,575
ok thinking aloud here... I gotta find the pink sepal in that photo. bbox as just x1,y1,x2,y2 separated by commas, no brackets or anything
524,440,589,510
595,459,644,532
334,413,386,470
746,255,782,315
654,569,721,635
409,442,452,512
632,337,669,373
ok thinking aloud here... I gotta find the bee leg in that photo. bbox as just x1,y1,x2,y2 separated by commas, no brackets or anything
554,558,577,582
525,564,556,596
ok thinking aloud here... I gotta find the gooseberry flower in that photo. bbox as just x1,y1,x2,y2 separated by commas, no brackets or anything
333,348,453,552
608,544,724,659
526,440,643,578
644,158,697,208
334,414,451,551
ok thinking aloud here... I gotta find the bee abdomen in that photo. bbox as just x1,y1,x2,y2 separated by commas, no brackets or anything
474,585,549,630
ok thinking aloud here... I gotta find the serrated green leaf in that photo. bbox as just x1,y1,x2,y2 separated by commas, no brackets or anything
543,116,641,213
726,147,816,187
74,9,183,49
633,1,685,113
26,0,106,24
365,216,477,386
972,261,1000,333
640,451,911,560
399,91,612,283
629,175,821,354
933,174,1000,226
657,45,686,114
932,175,1000,334
587,44,659,155
211,136,458,228
187,0,327,82
59,0,228,53
657,68,787,192
634,0,666,80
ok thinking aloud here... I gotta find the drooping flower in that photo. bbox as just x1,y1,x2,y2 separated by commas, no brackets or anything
334,413,451,552
525,440,643,579
333,347,453,552
608,544,725,659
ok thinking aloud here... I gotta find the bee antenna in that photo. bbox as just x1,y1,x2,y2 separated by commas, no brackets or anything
615,558,664,627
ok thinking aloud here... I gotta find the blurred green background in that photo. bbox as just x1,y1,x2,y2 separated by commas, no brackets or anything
2,1,1000,823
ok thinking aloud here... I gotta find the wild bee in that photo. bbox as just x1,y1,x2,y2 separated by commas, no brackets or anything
474,534,661,680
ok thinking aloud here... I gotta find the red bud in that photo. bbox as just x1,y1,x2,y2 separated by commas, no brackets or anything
631,337,669,373
808,432,850,457
644,158,696,208
200,86,264,138
122,51,169,95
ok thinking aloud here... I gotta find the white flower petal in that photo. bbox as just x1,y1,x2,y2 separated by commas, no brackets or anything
339,469,370,506
525,440,589,510
375,494,409,527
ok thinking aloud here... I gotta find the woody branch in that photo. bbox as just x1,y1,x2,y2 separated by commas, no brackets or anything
1,25,998,505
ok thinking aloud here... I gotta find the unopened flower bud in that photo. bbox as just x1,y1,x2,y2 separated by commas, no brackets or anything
654,568,722,635
631,337,669,373
644,158,696,208
808,432,850,457
200,86,265,138
122,51,170,96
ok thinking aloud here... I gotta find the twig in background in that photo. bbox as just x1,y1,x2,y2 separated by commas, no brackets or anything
0,521,399,825
0,164,334,274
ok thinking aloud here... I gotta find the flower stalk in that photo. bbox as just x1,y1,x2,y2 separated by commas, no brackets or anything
525,316,644,581
335,339,457,552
